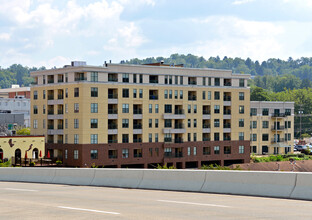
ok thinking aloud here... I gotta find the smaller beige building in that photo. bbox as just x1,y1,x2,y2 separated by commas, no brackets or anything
250,101,294,155
0,136,45,163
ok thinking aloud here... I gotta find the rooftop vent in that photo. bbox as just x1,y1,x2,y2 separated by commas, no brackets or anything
71,61,87,67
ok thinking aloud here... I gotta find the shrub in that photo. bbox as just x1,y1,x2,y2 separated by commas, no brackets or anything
56,160,62,165
30,161,35,166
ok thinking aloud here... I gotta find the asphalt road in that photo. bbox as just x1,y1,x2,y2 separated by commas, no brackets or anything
0,181,312,220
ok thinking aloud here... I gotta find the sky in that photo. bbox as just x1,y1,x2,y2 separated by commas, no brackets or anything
0,0,312,68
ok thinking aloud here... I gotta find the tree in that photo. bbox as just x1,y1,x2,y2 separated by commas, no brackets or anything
16,127,30,135
250,87,270,101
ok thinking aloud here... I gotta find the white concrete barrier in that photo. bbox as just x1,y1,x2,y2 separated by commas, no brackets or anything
91,169,144,188
52,168,95,185
201,170,297,198
20,168,56,183
139,169,206,191
0,167,24,182
290,173,312,200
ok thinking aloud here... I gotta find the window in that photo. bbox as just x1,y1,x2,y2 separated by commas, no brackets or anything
74,134,79,144
109,150,118,159
252,121,257,129
65,104,68,113
193,133,197,141
149,104,152,113
149,119,152,128
74,103,79,113
65,119,68,129
122,73,129,83
188,133,191,141
208,91,211,100
165,75,168,84
180,76,183,85
155,119,159,128
188,105,191,114
91,87,98,97
169,90,172,99
250,108,257,116
214,91,220,100
239,119,244,127
262,108,269,116
194,147,197,155
215,78,220,86
91,119,98,128
263,121,269,128
122,89,129,98
74,150,79,160
122,149,129,158
202,91,206,100
91,134,98,144
188,119,191,128
187,147,191,156
156,148,159,156
122,134,129,143
91,150,98,159
118,119,127,128
203,146,211,155
139,74,143,83
122,104,129,113
239,132,244,140
239,92,244,100
91,72,98,82
65,149,68,159
43,119,46,129
43,90,46,99
239,146,244,154
194,105,197,114
169,76,172,84
134,148,142,157
65,89,68,98
180,90,183,99
262,134,269,141
285,109,291,116
165,119,172,128
224,146,231,154
203,77,206,86
252,134,257,141
33,119,38,129
139,89,143,98
239,106,245,114
133,89,137,98
34,91,38,100
74,119,79,128
149,133,152,142
214,133,219,141
33,105,38,114
239,79,245,87
252,146,257,153
288,133,291,141
214,146,220,154
91,103,98,113
164,90,168,99
155,133,159,142
155,104,159,113
194,119,197,128
174,90,178,99
74,88,79,97
214,105,220,114
164,104,172,113
133,74,137,83
175,76,178,84
42,105,46,114
214,119,220,127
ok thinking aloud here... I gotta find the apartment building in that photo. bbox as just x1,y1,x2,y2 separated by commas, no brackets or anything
30,61,251,168
250,101,294,155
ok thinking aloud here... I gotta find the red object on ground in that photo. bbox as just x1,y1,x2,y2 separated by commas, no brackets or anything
25,151,28,159
47,151,50,159
39,150,42,158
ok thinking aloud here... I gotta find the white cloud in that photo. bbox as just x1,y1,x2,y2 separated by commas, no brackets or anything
232,0,255,5
0,33,11,40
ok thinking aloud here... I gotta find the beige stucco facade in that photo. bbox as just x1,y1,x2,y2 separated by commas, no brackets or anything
250,101,295,155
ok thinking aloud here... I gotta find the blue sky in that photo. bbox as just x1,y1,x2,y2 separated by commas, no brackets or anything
0,0,312,68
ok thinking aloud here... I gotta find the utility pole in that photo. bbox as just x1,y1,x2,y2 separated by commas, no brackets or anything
298,104,304,139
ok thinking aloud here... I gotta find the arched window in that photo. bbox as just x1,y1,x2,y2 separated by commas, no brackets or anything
15,149,21,159
33,148,39,159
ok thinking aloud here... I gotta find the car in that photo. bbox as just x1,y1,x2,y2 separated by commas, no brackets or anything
294,145,304,151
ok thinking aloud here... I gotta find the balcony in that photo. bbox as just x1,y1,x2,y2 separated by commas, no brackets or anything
57,95,64,100
57,125,63,129
271,138,285,143
149,79,158,84
149,95,158,100
163,127,186,134
188,95,197,101
57,110,64,115
75,77,87,81
108,124,118,129
134,153,142,158
48,125,54,129
164,137,172,143
271,113,286,118
48,95,54,100
223,123,231,128
174,138,183,143
271,126,285,131
133,124,142,129
164,152,183,158
108,77,118,82
203,137,211,141
223,96,231,101
223,109,231,115
108,139,118,143
108,94,118,99
48,80,54,84
48,110,54,115
223,136,231,141
203,110,211,115
133,109,142,114
203,124,210,128
108,109,118,114
133,138,142,143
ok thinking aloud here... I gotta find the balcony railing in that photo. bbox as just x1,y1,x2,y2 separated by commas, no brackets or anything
223,123,231,128
108,139,117,143
174,138,183,143
203,110,211,115
164,152,183,158
271,113,286,117
58,94,64,100
224,82,232,86
108,109,118,114
149,80,158,83
188,81,197,85
109,155,118,159
271,138,285,143
133,138,142,143
108,124,118,129
48,79,54,84
58,125,63,129
48,125,54,129
188,95,197,101
174,109,184,115
75,77,87,81
149,95,158,100
48,110,54,115
133,124,142,129
271,126,285,131
223,96,231,101
47,140,54,144
57,140,63,144
108,94,118,99
108,77,118,82
223,136,231,141
203,137,210,141
164,137,172,142
58,79,64,83
134,153,142,158
58,110,63,115
174,124,184,129
203,124,210,128
133,109,142,114
223,109,231,115
48,95,54,100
